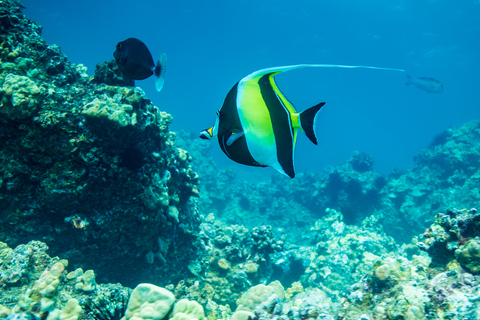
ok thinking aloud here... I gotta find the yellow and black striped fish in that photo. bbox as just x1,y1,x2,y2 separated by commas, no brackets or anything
200,64,405,178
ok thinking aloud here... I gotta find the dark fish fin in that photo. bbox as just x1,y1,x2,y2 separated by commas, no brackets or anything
299,102,325,145
284,165,295,178
154,53,167,91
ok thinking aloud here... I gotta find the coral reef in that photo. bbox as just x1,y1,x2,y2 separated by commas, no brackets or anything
301,209,399,294
2,1,480,320
0,240,131,320
125,283,176,320
177,119,480,245
173,216,284,311
2,210,480,319
417,208,480,267
0,0,199,287
91,59,135,87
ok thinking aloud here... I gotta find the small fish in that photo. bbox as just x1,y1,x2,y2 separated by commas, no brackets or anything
113,38,167,91
200,64,404,178
406,75,443,93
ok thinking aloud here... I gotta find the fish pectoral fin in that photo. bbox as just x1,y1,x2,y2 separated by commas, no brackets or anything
226,131,245,146
154,53,167,92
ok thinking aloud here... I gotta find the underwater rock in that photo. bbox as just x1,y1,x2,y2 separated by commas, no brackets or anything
0,241,52,287
33,261,66,311
74,270,96,293
0,74,43,120
3,212,480,320
374,263,390,281
0,241,131,320
92,59,135,87
236,283,278,312
455,237,480,274
0,0,200,286
251,226,284,256
302,209,398,293
418,208,480,268
82,96,137,127
124,284,207,320
125,283,175,320
47,298,82,320
382,120,480,241
334,208,480,319
337,252,480,320
170,299,205,320
230,310,254,320
174,216,286,310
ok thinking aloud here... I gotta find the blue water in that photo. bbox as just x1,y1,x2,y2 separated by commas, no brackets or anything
24,0,480,178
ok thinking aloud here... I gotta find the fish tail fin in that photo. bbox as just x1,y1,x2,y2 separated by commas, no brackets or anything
405,75,414,85
299,102,326,145
154,53,167,92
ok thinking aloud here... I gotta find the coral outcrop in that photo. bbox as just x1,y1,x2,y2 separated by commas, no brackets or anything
177,120,480,245
336,209,480,320
0,0,199,286
0,240,130,320
173,215,284,311
417,208,479,266
2,210,480,320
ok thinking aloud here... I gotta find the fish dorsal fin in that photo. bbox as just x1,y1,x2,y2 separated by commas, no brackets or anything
239,64,404,115
241,64,405,83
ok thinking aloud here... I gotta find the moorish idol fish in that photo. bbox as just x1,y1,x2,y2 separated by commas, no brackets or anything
405,75,444,93
200,64,405,178
113,38,167,92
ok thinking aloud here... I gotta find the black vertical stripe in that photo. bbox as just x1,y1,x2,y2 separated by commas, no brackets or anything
217,82,265,167
258,74,295,178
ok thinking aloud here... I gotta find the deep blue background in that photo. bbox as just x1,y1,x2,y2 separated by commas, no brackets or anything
23,0,480,178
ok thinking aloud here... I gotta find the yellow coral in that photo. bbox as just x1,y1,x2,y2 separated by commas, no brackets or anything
171,299,205,320
0,74,42,120
82,97,136,127
455,238,480,273
217,258,230,270
285,282,304,300
375,264,391,281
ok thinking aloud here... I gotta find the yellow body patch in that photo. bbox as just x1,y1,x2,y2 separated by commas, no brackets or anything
236,76,277,164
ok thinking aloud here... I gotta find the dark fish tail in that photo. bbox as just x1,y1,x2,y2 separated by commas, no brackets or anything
299,102,325,145
154,53,167,92
405,75,414,85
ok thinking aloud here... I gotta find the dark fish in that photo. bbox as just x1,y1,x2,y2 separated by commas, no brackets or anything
113,38,167,91
200,64,404,178
406,75,443,93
